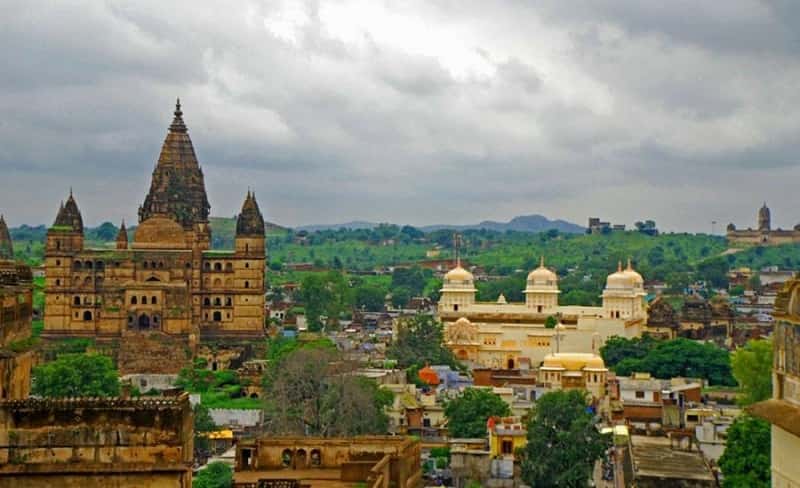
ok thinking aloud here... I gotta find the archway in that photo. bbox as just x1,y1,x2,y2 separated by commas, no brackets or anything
138,314,151,330
507,358,515,369
83,311,93,321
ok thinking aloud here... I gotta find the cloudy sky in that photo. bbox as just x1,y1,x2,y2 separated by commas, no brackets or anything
1,0,799,232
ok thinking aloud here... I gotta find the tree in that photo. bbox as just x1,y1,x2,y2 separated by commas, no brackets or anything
354,284,386,312
600,335,659,367
719,415,770,488
544,316,558,328
444,388,510,438
519,390,609,487
32,353,120,397
387,314,459,370
390,286,412,308
298,271,353,331
193,461,233,488
731,339,773,405
262,346,392,437
194,404,217,454
391,266,428,296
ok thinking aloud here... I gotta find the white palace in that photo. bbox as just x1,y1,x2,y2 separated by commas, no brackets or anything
439,258,646,368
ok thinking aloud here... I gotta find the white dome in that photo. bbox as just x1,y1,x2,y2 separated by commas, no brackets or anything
525,257,559,293
444,265,474,283
605,260,644,290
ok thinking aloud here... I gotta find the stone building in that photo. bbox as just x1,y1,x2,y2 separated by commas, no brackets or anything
439,258,646,367
233,435,422,487
644,296,679,339
42,101,266,361
0,393,194,487
750,277,800,486
0,221,33,400
727,202,800,246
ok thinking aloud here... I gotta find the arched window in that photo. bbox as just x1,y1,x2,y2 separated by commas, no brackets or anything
203,298,211,306
141,296,148,305
213,278,222,286
83,277,92,287
214,262,222,271
225,297,232,306
245,243,250,253
225,263,233,272
56,279,61,286
56,240,61,250
95,261,104,270
244,281,250,289
74,296,81,305
74,260,82,270
131,296,138,305
185,262,191,269
158,262,164,269
204,262,211,271
213,311,222,322
85,261,93,269
151,296,158,305
245,262,250,268
56,260,61,266
214,297,221,306
83,311,93,321
143,262,149,269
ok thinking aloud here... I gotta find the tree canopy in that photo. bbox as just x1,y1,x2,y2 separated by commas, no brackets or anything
298,271,353,331
193,461,233,488
604,336,736,386
387,314,459,370
444,388,510,438
731,339,773,406
519,390,609,487
262,345,393,437
719,415,770,488
32,353,120,397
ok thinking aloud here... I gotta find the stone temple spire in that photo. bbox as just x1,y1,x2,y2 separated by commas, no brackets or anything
236,191,265,236
116,220,129,250
139,99,211,229
0,214,13,259
53,191,84,233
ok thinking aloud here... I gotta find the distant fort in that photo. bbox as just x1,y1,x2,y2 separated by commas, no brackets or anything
727,203,800,246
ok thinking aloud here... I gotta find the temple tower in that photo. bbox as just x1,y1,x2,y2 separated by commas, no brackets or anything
758,202,771,232
0,215,12,260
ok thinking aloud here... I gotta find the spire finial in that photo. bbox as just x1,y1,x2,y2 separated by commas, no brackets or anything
69,187,73,197
627,257,632,270
540,255,545,268
169,97,187,133
454,233,461,267
617,260,622,272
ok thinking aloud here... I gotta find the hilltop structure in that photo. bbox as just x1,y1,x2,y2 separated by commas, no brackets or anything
439,257,646,367
42,101,266,359
727,202,800,245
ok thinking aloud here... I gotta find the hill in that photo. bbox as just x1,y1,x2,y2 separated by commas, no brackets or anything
295,214,584,234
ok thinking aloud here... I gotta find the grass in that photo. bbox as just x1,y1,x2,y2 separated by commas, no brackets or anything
200,391,263,410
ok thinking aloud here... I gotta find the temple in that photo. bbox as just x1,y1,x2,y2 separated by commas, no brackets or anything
42,101,266,357
439,258,646,367
727,202,800,246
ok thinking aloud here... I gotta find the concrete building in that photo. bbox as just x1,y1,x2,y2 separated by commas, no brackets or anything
439,258,646,368
727,202,800,246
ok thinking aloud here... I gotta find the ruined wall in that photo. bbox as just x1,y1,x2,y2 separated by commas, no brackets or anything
0,395,193,488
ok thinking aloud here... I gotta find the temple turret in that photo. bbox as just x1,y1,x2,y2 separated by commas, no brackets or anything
0,214,13,260
139,99,211,229
758,202,771,231
235,191,266,257
46,191,84,253
116,220,129,250
53,190,84,233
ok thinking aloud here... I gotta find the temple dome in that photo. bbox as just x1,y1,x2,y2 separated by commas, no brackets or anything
132,217,188,249
542,353,606,371
606,260,642,290
526,257,558,288
444,266,473,283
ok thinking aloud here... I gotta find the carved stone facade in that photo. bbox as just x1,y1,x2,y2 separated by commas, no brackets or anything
233,436,422,488
0,230,33,401
0,394,194,487
42,102,266,353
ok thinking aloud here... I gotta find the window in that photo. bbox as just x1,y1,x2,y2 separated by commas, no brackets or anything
214,297,221,306
501,440,514,455
225,297,232,306
143,262,149,269
204,262,211,271
56,240,61,250
225,263,233,272
74,296,81,305
56,260,61,266
85,261,93,269
214,263,222,271
131,296,138,305
244,281,250,289
151,296,158,305
83,311,93,321
158,261,164,269
74,260,82,269
453,304,459,311
423,418,431,427
203,298,211,306
213,311,222,322
245,262,250,269
56,279,61,286
635,391,645,399
141,296,147,305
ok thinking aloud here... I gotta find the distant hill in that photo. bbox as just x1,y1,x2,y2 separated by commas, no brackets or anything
421,215,585,234
296,215,584,234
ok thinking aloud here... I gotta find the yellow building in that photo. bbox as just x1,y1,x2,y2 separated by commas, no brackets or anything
540,352,608,400
42,101,266,347
440,258,646,367
750,277,800,487
487,416,527,460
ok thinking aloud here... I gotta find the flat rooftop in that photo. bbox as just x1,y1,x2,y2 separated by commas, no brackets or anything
234,468,358,488
631,435,714,483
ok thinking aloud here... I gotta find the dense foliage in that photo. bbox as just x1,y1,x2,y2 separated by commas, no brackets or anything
32,353,120,397
719,415,770,488
387,314,459,371
193,462,233,488
519,390,609,487
262,343,393,437
602,336,736,386
194,404,217,453
444,388,511,438
731,339,773,405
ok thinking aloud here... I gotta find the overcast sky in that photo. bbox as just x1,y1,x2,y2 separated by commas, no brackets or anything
2,0,799,232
